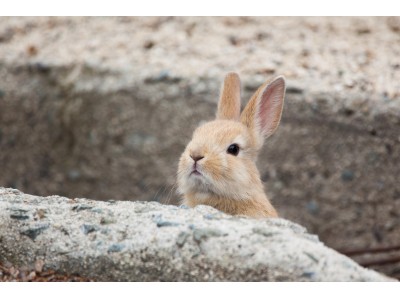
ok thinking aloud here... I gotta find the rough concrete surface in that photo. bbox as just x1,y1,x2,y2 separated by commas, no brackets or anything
0,17,400,277
0,188,394,281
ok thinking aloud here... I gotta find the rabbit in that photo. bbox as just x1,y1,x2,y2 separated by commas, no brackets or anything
177,72,286,218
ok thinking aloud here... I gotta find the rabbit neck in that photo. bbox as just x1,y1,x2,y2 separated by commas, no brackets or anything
183,189,278,218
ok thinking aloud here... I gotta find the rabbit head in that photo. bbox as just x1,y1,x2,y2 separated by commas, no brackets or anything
177,72,286,217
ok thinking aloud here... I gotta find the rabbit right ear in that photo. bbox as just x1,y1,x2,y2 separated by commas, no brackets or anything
216,72,241,121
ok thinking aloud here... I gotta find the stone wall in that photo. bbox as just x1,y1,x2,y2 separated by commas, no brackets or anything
0,188,393,281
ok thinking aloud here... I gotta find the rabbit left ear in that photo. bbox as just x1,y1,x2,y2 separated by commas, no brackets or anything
216,72,241,121
241,76,286,140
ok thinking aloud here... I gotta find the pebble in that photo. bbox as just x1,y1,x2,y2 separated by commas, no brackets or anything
72,204,93,212
67,170,81,181
144,70,182,84
304,251,319,263
9,208,30,220
10,214,29,220
341,170,355,182
156,220,180,227
286,85,304,94
31,62,51,73
108,243,125,253
143,40,155,49
306,201,319,215
100,216,115,225
153,214,180,227
176,232,189,247
81,224,98,235
252,227,279,237
193,228,226,242
301,271,316,278
20,224,49,241
203,214,215,220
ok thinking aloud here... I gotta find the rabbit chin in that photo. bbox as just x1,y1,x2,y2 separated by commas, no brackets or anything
181,172,243,201
183,172,212,193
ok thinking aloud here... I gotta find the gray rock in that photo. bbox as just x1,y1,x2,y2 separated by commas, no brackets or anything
0,187,393,282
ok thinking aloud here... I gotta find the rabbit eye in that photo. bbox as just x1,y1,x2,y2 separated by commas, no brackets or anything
227,144,240,156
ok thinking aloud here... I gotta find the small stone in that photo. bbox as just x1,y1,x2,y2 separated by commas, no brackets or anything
193,228,226,242
108,243,125,253
356,27,371,35
10,213,29,220
203,214,214,220
176,232,190,247
256,32,270,40
100,217,115,225
341,170,355,182
27,44,38,56
152,214,180,227
72,204,93,212
252,227,279,237
261,171,270,182
286,85,304,94
0,28,14,43
35,208,47,219
143,40,155,49
32,62,50,73
302,271,315,278
144,70,181,84
306,201,319,215
228,35,240,46
68,170,81,181
304,251,319,263
372,226,383,242
26,271,37,281
387,17,400,33
35,259,45,273
81,224,98,235
20,224,49,241
9,266,19,278
156,220,180,227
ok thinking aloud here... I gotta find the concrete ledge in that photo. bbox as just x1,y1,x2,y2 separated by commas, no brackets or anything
0,188,392,281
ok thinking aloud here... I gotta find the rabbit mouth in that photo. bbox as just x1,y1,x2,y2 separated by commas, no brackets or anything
190,170,202,176
190,164,203,177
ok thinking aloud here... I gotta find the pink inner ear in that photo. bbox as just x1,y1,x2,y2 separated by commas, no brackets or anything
258,78,285,138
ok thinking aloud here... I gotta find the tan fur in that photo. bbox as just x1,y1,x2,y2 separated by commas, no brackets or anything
217,72,241,121
185,192,277,218
177,73,286,218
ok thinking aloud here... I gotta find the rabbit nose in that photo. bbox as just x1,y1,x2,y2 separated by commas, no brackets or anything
190,154,204,162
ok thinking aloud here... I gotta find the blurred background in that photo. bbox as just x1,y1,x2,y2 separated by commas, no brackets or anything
0,16,399,278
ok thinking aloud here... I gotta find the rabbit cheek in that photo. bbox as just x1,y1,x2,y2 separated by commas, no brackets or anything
205,156,224,182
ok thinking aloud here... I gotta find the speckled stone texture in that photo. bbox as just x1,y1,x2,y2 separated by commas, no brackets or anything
0,188,393,281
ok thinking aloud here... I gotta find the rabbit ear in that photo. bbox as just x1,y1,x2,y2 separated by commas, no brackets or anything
216,72,241,121
240,76,286,141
